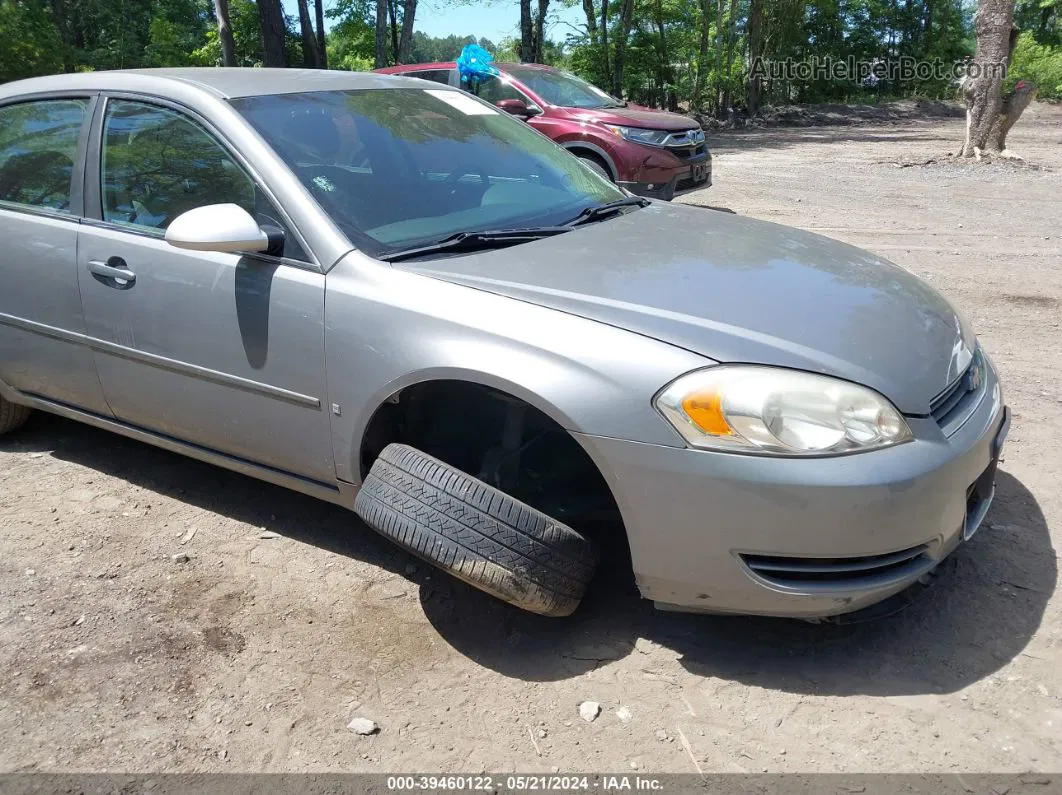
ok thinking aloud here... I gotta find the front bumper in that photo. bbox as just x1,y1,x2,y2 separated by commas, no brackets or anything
573,363,1007,618
619,153,712,201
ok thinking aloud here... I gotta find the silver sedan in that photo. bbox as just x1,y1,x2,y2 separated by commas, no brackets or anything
0,69,1008,618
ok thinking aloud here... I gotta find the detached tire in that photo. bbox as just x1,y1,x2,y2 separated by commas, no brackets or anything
355,443,599,617
0,396,31,435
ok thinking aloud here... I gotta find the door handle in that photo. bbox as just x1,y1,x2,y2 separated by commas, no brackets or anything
87,258,136,288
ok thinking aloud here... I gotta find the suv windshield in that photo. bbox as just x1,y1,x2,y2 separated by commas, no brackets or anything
231,88,625,257
504,67,623,109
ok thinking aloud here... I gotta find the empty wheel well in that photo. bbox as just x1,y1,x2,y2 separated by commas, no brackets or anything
358,380,626,544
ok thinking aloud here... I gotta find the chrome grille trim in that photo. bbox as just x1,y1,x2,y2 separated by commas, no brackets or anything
930,347,988,436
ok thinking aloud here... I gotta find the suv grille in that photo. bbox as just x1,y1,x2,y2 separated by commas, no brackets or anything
673,144,707,161
930,348,987,435
741,544,930,591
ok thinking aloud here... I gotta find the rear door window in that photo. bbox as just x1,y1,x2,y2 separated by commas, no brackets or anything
405,69,454,86
0,99,87,214
471,76,531,106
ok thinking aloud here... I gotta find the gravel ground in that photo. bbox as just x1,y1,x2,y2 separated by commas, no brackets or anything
1,104,1060,775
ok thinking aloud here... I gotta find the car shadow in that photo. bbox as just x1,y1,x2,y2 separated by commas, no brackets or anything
4,414,1054,697
414,470,1055,695
1,413,409,579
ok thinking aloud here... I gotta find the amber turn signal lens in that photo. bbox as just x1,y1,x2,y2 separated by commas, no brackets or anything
681,390,734,436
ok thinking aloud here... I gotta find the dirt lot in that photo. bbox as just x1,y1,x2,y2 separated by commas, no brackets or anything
2,105,1061,775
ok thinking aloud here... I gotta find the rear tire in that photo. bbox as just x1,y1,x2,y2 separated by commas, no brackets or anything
355,443,599,617
0,396,31,435
577,154,613,181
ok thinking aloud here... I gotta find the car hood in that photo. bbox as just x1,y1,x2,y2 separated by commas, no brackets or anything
561,105,698,131
400,203,973,414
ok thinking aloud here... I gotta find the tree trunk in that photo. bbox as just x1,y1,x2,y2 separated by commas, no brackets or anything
714,0,724,117
214,0,238,67
611,0,634,96
746,0,762,114
388,0,399,64
374,0,388,67
532,0,549,63
314,0,328,68
653,0,669,108
721,0,736,113
989,81,1038,153
296,0,319,67
398,0,417,63
582,0,598,47
960,0,1015,157
692,0,711,112
600,0,610,83
520,0,534,62
258,0,288,67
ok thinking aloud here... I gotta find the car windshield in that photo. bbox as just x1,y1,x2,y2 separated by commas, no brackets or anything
504,67,623,109
231,88,626,257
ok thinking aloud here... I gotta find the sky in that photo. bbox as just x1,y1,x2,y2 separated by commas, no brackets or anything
281,0,584,47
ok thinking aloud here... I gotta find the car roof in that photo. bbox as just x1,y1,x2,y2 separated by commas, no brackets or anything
0,67,436,102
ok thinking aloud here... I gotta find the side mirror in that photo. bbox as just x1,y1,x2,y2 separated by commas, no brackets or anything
165,204,282,256
495,98,540,118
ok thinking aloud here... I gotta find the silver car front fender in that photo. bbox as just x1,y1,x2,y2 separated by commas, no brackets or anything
323,252,710,484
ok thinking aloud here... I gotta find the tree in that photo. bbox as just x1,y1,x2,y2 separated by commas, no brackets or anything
600,0,610,79
374,0,388,67
314,0,328,67
651,0,670,107
746,0,763,113
532,0,549,63
258,0,288,66
722,0,737,113
612,0,635,95
398,0,417,63
0,0,63,82
214,0,238,66
520,0,533,61
296,0,321,66
960,0,1028,157
714,0,724,115
194,0,263,67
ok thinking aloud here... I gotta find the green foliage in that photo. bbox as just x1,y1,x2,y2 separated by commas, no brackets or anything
192,0,272,66
1016,0,1060,46
1009,30,1062,98
2,0,1060,115
0,0,63,83
324,0,376,71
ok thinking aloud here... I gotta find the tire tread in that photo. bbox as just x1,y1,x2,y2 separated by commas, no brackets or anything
0,396,31,435
355,443,598,617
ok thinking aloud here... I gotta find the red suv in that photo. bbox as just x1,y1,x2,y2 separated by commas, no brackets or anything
376,62,711,201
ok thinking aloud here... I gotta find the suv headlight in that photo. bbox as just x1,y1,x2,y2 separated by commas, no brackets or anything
655,366,913,456
602,124,672,146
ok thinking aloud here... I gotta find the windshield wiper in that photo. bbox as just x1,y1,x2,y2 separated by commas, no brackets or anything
384,227,571,262
564,196,650,227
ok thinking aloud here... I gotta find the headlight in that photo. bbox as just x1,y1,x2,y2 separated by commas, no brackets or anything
602,124,672,146
655,366,913,456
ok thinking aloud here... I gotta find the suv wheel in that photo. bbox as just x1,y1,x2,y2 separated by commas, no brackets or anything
577,155,612,182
